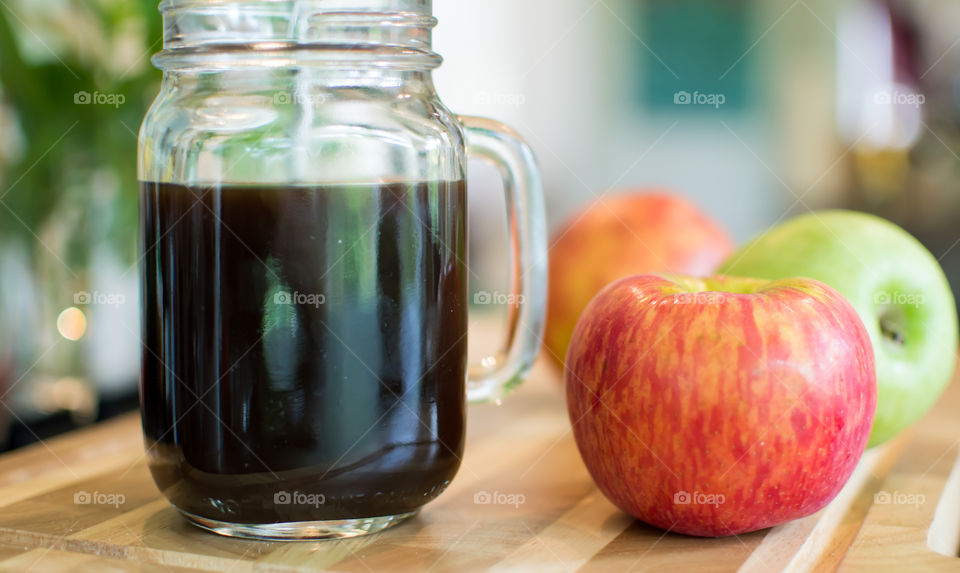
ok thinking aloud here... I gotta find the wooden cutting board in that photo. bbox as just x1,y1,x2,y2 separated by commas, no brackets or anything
0,318,957,572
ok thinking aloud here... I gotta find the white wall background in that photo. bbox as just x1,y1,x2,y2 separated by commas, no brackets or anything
431,0,843,294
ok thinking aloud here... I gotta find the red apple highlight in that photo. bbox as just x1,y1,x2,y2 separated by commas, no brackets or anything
545,193,734,370
565,275,877,537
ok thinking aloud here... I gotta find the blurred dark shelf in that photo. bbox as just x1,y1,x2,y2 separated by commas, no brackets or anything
3,391,140,452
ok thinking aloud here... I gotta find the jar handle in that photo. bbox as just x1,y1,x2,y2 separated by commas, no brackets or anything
461,116,548,404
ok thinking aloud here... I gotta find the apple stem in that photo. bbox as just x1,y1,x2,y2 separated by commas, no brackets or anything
879,317,905,346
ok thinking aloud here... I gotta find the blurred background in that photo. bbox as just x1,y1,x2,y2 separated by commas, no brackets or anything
1,0,959,448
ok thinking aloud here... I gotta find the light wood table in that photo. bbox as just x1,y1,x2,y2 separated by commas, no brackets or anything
0,320,957,572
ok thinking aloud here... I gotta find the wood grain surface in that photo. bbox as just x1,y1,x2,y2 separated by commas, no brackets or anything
0,318,956,572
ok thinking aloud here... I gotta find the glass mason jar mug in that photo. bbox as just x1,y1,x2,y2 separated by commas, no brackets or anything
138,0,547,540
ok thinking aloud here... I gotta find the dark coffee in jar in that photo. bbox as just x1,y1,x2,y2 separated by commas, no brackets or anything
139,180,467,523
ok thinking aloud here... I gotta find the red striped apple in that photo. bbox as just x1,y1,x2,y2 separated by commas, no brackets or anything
565,274,877,537
545,193,734,370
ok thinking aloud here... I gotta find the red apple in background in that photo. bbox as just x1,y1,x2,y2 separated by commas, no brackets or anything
565,275,877,537
545,193,734,370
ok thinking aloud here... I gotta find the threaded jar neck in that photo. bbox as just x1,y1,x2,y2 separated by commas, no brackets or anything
154,0,440,71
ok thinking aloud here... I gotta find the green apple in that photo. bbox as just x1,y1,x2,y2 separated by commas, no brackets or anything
720,210,957,447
